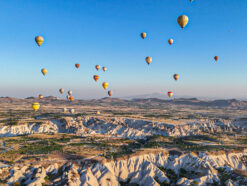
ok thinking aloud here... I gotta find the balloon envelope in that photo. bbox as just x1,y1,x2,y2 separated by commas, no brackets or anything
93,75,99,82
32,102,40,111
177,15,189,29
168,39,174,45
75,64,80,68
69,96,74,102
108,90,112,96
102,82,108,90
59,88,64,94
140,32,146,39
95,65,100,71
173,74,179,81
214,56,219,61
145,56,152,65
102,67,107,72
41,68,47,76
68,90,72,96
39,94,43,99
35,36,44,47
168,91,173,98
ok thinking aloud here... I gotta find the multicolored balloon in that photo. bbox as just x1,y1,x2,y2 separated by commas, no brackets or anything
93,75,99,82
168,39,174,45
168,91,173,98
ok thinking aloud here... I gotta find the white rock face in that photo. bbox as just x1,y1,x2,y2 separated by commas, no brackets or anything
2,150,246,186
0,117,246,139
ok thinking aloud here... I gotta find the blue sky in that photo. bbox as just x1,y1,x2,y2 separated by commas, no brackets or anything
0,0,246,99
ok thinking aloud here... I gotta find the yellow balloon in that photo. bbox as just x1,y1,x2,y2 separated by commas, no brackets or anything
41,68,47,76
35,36,44,47
102,82,108,90
177,15,189,29
32,102,40,111
96,111,100,115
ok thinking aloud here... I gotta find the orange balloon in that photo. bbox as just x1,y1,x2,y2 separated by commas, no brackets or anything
39,94,43,99
75,64,80,68
108,90,112,96
69,96,74,102
93,75,99,82
214,56,219,61
145,56,152,65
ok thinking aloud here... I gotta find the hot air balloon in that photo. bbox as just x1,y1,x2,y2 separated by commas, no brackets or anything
69,96,74,102
96,111,100,115
62,107,67,113
108,90,112,96
39,94,43,99
190,0,193,2
59,88,64,94
102,67,107,72
66,95,70,100
177,15,189,29
168,39,174,45
41,68,47,76
214,56,219,62
140,32,146,39
102,82,108,90
35,36,44,47
145,56,152,65
95,65,100,71
173,74,179,81
70,109,75,114
168,91,173,98
68,90,72,96
32,102,40,111
93,75,99,82
75,64,80,69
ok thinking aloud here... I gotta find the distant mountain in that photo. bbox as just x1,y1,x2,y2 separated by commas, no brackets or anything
1,96,247,109
122,92,167,100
